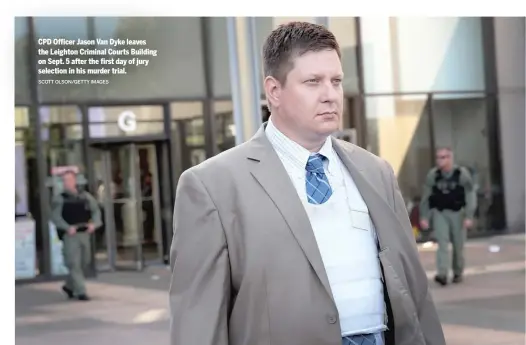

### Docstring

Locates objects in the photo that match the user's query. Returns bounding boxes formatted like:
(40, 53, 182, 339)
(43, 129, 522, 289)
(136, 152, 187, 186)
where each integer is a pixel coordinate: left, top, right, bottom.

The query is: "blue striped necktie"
(305, 153, 333, 204)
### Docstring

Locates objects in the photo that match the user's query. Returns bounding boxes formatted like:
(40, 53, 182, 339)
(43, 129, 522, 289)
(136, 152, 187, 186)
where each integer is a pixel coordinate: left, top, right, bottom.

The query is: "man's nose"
(320, 81, 338, 102)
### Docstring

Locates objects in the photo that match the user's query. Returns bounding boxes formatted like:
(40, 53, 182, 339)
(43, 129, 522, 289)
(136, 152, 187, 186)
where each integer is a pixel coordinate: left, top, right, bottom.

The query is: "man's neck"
(270, 116, 325, 153)
(441, 165, 454, 173)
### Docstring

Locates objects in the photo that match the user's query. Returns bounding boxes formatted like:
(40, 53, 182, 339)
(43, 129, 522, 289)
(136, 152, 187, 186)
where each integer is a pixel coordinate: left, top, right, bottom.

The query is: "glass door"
(109, 143, 145, 270)
(92, 147, 113, 271)
(92, 142, 167, 271)
(93, 143, 145, 271)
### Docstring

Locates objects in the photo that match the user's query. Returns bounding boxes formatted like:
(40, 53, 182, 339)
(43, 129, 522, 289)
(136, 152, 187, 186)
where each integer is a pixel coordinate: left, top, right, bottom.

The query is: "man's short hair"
(61, 170, 77, 178)
(262, 21, 341, 85)
(436, 147, 453, 154)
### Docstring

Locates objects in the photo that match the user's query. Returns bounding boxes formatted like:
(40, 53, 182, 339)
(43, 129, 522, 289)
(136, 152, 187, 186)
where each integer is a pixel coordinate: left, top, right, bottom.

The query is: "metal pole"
(226, 17, 245, 145)
(200, 17, 218, 157)
(247, 17, 263, 130)
(355, 17, 368, 149)
(427, 93, 436, 165)
(27, 17, 52, 277)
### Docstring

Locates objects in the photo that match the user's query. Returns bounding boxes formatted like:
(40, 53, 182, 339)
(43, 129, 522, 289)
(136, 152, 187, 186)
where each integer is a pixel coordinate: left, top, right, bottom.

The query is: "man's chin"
(315, 122, 339, 136)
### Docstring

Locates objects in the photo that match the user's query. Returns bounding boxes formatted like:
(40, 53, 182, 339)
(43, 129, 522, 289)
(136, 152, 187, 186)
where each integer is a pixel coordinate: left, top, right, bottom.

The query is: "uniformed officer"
(419, 147, 476, 286)
(51, 170, 102, 301)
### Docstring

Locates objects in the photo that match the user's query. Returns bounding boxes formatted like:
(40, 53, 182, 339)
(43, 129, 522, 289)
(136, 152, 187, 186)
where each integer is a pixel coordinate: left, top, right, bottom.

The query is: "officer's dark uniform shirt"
(51, 189, 102, 238)
(420, 165, 476, 220)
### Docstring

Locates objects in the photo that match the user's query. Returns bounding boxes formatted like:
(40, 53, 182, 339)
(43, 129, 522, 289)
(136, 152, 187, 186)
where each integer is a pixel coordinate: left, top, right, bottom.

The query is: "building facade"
(14, 16, 525, 282)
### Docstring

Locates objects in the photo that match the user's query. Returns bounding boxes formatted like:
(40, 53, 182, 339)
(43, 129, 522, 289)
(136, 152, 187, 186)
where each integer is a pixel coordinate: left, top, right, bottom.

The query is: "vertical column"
(200, 17, 218, 158)
(481, 18, 505, 232)
(27, 17, 51, 277)
(427, 93, 436, 162)
(493, 17, 525, 232)
(355, 18, 368, 149)
(226, 17, 262, 145)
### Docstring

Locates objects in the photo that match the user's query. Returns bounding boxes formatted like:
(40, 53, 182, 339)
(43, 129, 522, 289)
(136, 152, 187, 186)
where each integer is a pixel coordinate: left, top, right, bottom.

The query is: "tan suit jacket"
(170, 125, 446, 345)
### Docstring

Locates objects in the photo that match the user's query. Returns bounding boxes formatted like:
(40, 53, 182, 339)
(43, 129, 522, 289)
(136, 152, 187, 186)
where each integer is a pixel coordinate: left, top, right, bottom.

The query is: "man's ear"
(264, 76, 281, 109)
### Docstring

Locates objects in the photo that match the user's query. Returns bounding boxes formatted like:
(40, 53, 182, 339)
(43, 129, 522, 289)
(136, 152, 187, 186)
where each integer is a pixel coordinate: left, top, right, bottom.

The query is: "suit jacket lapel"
(332, 140, 401, 250)
(246, 126, 334, 301)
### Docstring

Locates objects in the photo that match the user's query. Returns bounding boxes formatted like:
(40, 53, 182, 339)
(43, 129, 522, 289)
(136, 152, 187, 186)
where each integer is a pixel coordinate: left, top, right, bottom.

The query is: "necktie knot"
(306, 154, 327, 173)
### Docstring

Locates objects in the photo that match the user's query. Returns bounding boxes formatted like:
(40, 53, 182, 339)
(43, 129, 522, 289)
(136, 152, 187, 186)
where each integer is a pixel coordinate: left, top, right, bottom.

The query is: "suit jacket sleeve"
(382, 160, 446, 345)
(170, 169, 231, 345)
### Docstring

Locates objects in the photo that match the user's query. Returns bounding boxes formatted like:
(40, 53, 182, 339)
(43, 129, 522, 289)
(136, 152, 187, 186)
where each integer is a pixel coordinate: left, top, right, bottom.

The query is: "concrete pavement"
(16, 234, 526, 345)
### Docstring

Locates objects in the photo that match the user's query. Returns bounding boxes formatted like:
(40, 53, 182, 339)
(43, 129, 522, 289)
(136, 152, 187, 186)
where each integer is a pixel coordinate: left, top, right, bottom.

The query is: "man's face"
(436, 149, 452, 170)
(63, 173, 77, 192)
(270, 49, 344, 142)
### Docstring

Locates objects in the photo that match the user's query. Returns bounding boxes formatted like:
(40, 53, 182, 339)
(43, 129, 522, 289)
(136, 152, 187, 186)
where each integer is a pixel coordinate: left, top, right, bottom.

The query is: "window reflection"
(365, 95, 433, 204)
(328, 17, 359, 94)
(214, 100, 235, 152)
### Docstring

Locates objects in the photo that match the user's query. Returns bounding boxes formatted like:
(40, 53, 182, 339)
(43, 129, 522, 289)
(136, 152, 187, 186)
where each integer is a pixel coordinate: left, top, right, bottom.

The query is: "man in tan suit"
(170, 22, 445, 345)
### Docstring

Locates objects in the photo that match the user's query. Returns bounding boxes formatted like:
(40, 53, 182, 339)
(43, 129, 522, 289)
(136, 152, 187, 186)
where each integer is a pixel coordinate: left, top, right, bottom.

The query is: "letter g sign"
(117, 111, 137, 132)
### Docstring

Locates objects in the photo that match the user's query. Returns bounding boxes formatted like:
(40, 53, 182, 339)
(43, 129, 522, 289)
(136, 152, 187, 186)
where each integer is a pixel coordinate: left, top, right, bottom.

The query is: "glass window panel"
(33, 17, 95, 102)
(15, 107, 30, 128)
(170, 102, 203, 120)
(214, 100, 235, 152)
(360, 17, 485, 94)
(328, 17, 359, 94)
(170, 102, 205, 174)
(40, 105, 82, 124)
(208, 17, 231, 98)
(365, 95, 433, 203)
(93, 17, 206, 100)
(34, 17, 207, 101)
(170, 102, 204, 147)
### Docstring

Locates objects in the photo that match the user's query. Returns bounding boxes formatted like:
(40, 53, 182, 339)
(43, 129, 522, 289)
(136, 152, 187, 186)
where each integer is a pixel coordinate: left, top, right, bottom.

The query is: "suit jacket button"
(327, 315, 337, 324)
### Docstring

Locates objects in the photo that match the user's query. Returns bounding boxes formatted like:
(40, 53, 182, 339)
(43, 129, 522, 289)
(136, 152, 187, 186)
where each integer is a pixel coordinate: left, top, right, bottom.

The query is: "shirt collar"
(265, 117, 335, 172)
